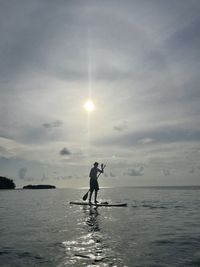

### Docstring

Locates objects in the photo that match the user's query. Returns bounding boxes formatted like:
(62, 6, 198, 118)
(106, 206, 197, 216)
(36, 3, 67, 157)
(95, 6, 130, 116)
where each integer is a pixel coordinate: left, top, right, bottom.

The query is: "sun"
(84, 100, 95, 112)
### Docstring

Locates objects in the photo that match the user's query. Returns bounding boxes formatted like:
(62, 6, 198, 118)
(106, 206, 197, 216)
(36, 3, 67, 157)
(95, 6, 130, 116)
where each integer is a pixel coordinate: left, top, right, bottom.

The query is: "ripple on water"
(61, 202, 129, 266)
(62, 231, 125, 266)
(62, 232, 105, 266)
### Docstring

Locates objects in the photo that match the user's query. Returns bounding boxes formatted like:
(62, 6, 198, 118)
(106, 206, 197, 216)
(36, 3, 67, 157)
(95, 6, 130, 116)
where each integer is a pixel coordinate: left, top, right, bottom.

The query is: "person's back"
(89, 166, 99, 180)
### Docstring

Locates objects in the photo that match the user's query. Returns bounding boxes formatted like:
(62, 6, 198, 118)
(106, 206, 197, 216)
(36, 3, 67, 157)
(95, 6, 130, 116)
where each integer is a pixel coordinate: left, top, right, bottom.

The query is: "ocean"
(0, 187, 200, 267)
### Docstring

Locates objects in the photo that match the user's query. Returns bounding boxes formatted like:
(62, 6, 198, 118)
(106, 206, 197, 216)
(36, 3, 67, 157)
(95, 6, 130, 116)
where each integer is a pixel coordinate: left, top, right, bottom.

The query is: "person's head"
(94, 162, 99, 167)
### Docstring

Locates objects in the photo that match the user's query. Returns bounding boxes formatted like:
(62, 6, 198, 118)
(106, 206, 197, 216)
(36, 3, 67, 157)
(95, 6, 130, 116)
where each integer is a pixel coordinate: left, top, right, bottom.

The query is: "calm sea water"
(0, 187, 200, 267)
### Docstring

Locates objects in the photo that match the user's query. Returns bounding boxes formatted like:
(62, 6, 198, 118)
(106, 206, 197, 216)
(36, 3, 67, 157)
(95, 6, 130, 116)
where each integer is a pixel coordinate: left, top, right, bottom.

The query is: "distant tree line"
(23, 184, 56, 189)
(0, 176, 16, 189)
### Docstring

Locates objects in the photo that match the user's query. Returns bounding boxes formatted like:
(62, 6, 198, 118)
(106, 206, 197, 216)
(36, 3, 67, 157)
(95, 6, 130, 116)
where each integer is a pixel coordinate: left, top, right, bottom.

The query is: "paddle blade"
(82, 191, 88, 201)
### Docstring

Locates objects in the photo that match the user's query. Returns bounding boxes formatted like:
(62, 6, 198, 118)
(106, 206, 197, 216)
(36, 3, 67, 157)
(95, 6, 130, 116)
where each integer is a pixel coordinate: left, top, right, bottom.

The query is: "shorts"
(90, 178, 99, 191)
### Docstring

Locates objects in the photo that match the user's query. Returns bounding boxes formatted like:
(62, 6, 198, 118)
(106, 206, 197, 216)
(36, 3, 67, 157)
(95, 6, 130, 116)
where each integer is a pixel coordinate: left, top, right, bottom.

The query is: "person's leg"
(94, 190, 98, 203)
(89, 189, 93, 203)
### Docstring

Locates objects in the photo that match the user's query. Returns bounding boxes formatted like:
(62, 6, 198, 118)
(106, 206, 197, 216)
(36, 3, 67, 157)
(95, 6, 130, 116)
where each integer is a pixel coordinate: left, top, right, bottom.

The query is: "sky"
(0, 0, 200, 188)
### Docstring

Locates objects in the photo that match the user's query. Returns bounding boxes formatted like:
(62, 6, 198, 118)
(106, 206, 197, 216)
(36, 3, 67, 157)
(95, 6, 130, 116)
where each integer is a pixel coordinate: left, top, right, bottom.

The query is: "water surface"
(1, 187, 200, 266)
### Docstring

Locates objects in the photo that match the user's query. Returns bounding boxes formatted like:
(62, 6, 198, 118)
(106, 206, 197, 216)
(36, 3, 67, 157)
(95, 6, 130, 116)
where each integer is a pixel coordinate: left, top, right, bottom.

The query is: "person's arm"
(98, 164, 104, 173)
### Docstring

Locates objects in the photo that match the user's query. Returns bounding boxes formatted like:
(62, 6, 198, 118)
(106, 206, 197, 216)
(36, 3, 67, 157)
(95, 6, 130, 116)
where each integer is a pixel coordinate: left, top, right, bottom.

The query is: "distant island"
(0, 176, 16, 189)
(23, 184, 56, 189)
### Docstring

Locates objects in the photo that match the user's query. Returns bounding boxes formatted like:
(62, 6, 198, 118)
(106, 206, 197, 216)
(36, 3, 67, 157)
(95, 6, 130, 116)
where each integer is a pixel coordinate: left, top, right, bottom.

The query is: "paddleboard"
(69, 201, 127, 207)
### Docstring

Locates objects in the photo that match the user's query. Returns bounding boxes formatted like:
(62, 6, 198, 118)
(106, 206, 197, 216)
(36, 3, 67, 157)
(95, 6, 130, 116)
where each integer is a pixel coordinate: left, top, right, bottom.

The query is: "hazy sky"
(0, 0, 200, 188)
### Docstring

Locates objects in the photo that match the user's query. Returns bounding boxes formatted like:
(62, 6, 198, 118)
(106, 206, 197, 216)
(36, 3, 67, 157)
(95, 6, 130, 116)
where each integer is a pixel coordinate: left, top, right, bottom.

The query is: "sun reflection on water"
(62, 206, 124, 266)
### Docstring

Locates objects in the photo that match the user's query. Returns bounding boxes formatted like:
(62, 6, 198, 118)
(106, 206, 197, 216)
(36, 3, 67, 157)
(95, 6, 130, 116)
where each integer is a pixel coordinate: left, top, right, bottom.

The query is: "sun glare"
(84, 100, 95, 112)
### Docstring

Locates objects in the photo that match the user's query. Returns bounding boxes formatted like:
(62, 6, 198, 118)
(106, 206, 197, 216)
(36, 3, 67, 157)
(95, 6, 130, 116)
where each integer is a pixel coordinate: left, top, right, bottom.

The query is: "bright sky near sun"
(84, 100, 95, 112)
(0, 0, 200, 188)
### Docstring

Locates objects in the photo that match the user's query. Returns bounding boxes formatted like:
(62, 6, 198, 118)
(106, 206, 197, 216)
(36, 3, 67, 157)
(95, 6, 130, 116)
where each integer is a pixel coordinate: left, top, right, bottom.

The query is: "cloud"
(162, 169, 170, 176)
(56, 175, 80, 180)
(166, 17, 200, 60)
(138, 138, 154, 144)
(41, 173, 48, 181)
(24, 128, 57, 144)
(0, 146, 10, 157)
(56, 175, 73, 180)
(189, 166, 195, 174)
(104, 171, 116, 178)
(18, 167, 27, 179)
(127, 166, 144, 176)
(1, 124, 63, 145)
(96, 126, 200, 147)
(0, 146, 7, 153)
(42, 120, 63, 129)
(113, 121, 128, 132)
(110, 171, 115, 177)
(0, 0, 200, 187)
(59, 147, 71, 156)
(0, 1, 68, 82)
(103, 172, 108, 177)
(18, 167, 34, 181)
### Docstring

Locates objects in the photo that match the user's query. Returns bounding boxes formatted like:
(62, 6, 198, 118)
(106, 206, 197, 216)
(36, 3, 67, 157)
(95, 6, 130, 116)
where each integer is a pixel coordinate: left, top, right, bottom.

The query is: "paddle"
(82, 164, 106, 201)
(82, 189, 90, 201)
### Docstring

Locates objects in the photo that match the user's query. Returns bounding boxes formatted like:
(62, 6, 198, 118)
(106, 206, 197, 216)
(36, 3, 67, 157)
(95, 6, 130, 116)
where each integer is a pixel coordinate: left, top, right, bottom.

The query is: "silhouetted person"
(89, 162, 104, 203)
